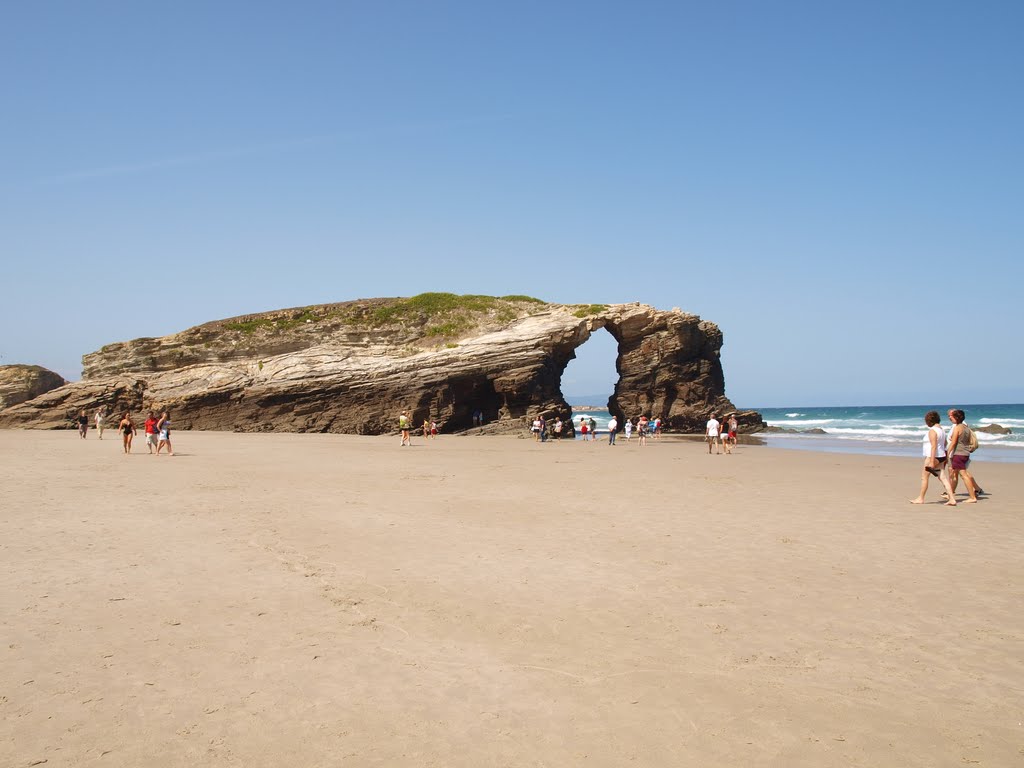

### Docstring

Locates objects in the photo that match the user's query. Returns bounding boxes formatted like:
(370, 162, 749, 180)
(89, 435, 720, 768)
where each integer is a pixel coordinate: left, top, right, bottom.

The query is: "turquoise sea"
(758, 403, 1024, 463)
(569, 403, 1024, 463)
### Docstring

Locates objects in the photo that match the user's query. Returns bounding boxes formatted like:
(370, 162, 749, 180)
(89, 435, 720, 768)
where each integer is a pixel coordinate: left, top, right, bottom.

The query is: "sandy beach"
(2, 429, 1022, 767)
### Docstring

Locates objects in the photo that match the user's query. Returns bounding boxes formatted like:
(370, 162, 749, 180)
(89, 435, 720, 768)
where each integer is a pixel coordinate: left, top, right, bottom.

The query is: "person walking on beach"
(653, 417, 662, 440)
(579, 417, 589, 442)
(706, 413, 721, 454)
(637, 415, 649, 447)
(588, 417, 597, 446)
(94, 407, 106, 439)
(156, 411, 173, 455)
(624, 418, 633, 441)
(945, 409, 980, 503)
(76, 410, 89, 439)
(553, 417, 563, 441)
(430, 420, 438, 439)
(910, 410, 956, 506)
(727, 413, 739, 449)
(607, 416, 618, 445)
(118, 412, 136, 454)
(399, 410, 411, 446)
(946, 408, 985, 496)
(144, 411, 159, 454)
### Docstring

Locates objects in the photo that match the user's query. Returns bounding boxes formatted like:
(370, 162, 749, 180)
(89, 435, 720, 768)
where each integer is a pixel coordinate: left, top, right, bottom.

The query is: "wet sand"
(2, 429, 1022, 767)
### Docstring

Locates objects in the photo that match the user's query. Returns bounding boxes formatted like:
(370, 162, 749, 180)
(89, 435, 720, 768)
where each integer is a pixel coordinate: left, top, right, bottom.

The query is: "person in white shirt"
(909, 410, 956, 505)
(607, 416, 618, 445)
(706, 414, 721, 454)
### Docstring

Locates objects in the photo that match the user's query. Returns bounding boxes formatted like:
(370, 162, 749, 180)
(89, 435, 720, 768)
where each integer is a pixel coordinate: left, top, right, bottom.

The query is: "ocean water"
(568, 404, 1024, 462)
(567, 410, 613, 438)
(758, 403, 1024, 463)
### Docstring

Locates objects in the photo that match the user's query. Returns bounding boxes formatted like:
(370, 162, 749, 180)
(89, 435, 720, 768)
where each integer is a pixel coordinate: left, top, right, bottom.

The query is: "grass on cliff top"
(367, 293, 548, 337)
(572, 304, 608, 318)
(223, 308, 319, 334)
(222, 294, 549, 337)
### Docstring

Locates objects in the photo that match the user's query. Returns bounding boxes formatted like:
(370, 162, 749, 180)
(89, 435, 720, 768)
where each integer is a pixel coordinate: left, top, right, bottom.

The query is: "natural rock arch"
(0, 297, 762, 433)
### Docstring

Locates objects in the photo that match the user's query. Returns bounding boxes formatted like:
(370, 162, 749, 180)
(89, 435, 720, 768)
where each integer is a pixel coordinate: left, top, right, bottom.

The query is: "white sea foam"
(785, 412, 805, 418)
(978, 418, 1024, 428)
(768, 418, 834, 427)
(826, 427, 924, 439)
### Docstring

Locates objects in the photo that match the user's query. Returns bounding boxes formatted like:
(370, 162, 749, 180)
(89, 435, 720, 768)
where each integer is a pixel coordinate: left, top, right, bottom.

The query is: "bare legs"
(910, 462, 956, 506)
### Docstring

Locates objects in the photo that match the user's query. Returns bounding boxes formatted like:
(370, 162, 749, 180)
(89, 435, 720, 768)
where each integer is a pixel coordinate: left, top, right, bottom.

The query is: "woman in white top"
(910, 410, 956, 505)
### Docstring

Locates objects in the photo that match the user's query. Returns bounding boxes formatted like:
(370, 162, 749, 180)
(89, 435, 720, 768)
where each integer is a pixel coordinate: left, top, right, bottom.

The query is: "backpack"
(966, 425, 979, 453)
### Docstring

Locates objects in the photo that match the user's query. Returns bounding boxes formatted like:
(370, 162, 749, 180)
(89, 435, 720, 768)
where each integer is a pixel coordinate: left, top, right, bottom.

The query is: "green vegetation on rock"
(368, 293, 547, 338)
(572, 304, 608, 318)
(499, 295, 546, 304)
(223, 308, 321, 334)
(220, 293, 548, 340)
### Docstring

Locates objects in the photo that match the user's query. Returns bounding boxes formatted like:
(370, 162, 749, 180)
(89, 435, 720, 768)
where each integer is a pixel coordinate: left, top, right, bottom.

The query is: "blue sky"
(2, 1, 1021, 407)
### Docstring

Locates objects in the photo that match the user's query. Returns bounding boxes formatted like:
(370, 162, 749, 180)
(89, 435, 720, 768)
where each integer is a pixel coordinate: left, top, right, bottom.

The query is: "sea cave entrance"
(560, 326, 619, 438)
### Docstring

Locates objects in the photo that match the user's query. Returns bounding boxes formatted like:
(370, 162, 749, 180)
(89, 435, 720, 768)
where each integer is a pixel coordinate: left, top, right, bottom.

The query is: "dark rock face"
(0, 365, 66, 410)
(976, 423, 1012, 435)
(0, 297, 764, 434)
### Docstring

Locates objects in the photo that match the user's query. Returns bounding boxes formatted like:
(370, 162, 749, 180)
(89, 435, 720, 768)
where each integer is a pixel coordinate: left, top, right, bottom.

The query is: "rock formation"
(976, 423, 1012, 435)
(0, 294, 763, 434)
(0, 365, 66, 410)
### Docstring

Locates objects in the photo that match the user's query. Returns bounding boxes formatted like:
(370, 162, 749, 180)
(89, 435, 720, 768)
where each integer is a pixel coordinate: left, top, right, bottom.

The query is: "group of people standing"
(528, 414, 673, 446)
(74, 407, 173, 455)
(911, 408, 983, 506)
(705, 413, 740, 454)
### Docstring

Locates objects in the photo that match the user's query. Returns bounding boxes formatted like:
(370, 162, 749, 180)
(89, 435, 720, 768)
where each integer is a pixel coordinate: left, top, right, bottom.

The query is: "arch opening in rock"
(413, 375, 503, 433)
(558, 324, 619, 412)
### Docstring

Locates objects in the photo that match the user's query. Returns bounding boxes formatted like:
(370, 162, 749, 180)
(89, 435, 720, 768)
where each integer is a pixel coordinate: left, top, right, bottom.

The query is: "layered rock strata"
(0, 296, 763, 434)
(0, 365, 66, 410)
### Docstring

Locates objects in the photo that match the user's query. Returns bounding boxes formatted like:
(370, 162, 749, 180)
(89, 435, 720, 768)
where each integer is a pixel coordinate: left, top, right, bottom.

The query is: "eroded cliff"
(0, 294, 763, 433)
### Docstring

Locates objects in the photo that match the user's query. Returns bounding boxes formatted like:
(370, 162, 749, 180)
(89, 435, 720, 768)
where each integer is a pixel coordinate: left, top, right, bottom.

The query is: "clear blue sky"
(2, 1, 1021, 407)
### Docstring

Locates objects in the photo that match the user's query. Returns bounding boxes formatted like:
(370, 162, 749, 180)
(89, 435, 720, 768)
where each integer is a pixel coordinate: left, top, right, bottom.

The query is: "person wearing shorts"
(910, 410, 955, 505)
(705, 414, 721, 454)
(156, 411, 173, 456)
(144, 412, 159, 454)
(399, 410, 411, 446)
(946, 409, 979, 503)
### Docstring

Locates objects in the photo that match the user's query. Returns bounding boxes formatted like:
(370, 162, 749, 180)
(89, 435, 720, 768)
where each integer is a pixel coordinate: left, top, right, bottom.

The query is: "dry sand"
(2, 429, 1022, 767)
